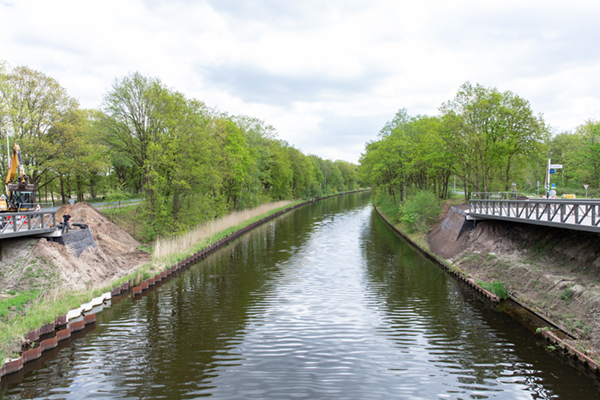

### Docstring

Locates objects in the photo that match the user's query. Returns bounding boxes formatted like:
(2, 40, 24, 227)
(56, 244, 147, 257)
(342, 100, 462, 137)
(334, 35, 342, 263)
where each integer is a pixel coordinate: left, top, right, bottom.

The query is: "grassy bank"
(0, 199, 298, 366)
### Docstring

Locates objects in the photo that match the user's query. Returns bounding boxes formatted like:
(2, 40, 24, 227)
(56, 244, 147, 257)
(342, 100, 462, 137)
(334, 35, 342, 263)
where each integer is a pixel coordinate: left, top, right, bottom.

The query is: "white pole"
(547, 158, 551, 198)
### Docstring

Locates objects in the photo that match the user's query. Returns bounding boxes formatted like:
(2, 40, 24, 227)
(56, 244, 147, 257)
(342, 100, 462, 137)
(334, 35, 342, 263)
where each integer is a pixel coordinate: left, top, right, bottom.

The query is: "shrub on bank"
(374, 191, 402, 224)
(399, 190, 440, 233)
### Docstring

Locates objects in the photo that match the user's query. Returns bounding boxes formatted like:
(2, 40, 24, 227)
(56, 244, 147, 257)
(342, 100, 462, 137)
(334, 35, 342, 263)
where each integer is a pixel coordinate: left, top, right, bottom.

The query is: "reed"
(152, 200, 292, 265)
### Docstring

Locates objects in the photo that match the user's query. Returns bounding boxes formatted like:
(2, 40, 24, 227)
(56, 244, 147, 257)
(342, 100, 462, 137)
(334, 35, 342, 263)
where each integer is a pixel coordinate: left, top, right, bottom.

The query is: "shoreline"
(0, 190, 369, 379)
(373, 204, 600, 382)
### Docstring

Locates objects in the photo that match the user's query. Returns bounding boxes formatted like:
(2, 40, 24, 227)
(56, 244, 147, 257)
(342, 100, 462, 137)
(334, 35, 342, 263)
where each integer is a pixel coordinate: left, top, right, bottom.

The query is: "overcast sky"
(1, 0, 599, 163)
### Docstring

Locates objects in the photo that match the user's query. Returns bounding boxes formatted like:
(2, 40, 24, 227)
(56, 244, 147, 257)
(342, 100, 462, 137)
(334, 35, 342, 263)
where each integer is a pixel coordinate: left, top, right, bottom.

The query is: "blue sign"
(552, 183, 556, 188)
(549, 169, 556, 174)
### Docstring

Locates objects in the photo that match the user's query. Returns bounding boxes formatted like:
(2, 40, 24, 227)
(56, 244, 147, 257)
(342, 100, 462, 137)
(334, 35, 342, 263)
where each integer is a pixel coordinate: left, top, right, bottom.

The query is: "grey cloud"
(317, 114, 387, 144)
(289, 113, 387, 162)
(12, 32, 90, 58)
(203, 0, 374, 30)
(432, 6, 599, 77)
(201, 65, 388, 106)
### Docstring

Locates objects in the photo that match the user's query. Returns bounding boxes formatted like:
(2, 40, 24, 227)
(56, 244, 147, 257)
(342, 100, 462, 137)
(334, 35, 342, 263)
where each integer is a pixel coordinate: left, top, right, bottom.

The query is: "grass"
(0, 288, 105, 360)
(476, 281, 509, 299)
(0, 291, 40, 319)
(560, 286, 574, 301)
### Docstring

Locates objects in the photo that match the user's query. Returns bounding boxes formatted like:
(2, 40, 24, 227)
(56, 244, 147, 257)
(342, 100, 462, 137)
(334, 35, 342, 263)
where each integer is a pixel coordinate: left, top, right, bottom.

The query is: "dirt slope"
(428, 207, 600, 359)
(0, 202, 150, 296)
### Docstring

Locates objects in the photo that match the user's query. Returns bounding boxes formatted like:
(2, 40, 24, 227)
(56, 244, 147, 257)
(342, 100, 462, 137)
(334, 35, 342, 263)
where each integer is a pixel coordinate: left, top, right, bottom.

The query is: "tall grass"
(152, 200, 293, 269)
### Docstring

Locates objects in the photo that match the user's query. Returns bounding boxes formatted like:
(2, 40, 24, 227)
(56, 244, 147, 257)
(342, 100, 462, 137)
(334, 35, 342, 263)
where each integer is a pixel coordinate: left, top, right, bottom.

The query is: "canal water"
(2, 192, 599, 399)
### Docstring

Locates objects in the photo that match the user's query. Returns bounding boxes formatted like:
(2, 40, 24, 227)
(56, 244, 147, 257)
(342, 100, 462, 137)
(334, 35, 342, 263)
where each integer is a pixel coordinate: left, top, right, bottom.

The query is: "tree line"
(0, 63, 358, 239)
(359, 82, 554, 203)
(361, 81, 600, 214)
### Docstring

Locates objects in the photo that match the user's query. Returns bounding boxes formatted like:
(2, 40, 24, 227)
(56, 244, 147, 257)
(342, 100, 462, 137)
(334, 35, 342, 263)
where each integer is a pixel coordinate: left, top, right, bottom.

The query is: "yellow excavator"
(0, 143, 36, 212)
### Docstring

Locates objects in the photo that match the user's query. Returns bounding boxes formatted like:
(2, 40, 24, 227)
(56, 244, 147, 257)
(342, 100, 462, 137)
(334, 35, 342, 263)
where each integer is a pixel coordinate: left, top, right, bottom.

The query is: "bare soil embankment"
(0, 202, 150, 299)
(428, 204, 600, 360)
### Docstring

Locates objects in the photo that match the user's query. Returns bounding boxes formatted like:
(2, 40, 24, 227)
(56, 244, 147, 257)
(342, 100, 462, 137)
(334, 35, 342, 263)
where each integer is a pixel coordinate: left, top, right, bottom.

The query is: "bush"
(374, 191, 402, 224)
(399, 190, 440, 232)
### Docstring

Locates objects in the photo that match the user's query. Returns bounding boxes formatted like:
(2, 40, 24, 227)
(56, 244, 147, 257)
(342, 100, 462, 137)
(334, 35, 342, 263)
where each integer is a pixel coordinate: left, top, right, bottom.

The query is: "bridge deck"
(469, 199, 600, 233)
(0, 211, 59, 239)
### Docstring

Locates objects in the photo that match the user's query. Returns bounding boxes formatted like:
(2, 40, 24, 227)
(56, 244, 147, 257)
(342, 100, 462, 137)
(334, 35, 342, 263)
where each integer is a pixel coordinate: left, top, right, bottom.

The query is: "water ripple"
(2, 193, 597, 399)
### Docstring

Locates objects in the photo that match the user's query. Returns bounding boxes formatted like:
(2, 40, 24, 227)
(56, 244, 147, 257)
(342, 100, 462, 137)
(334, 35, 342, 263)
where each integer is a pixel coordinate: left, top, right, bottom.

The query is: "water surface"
(2, 192, 598, 399)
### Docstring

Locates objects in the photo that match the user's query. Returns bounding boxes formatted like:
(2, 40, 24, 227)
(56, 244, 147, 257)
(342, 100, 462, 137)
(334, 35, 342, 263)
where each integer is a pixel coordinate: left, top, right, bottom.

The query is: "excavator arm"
(5, 143, 27, 186)
(1, 143, 35, 212)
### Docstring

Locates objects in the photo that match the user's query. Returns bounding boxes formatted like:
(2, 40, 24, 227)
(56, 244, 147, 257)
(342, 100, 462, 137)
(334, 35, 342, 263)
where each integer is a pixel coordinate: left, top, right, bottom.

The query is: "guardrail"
(0, 211, 57, 238)
(469, 199, 600, 233)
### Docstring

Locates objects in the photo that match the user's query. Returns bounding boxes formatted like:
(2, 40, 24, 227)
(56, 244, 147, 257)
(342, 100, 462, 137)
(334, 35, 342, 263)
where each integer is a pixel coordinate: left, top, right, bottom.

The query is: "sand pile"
(0, 202, 150, 293)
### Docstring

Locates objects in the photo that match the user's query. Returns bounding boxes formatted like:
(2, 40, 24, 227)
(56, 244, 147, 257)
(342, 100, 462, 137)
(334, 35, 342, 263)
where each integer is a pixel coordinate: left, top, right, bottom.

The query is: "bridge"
(0, 210, 59, 239)
(468, 198, 600, 233)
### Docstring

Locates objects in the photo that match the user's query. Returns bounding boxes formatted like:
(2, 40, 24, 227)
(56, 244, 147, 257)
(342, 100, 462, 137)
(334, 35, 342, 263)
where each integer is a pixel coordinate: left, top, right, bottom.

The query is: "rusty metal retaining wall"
(0, 190, 369, 381)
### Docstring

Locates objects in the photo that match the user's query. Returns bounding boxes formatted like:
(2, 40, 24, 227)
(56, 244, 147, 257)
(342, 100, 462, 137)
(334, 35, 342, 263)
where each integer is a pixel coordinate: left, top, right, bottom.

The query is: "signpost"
(546, 159, 564, 198)
(584, 184, 589, 199)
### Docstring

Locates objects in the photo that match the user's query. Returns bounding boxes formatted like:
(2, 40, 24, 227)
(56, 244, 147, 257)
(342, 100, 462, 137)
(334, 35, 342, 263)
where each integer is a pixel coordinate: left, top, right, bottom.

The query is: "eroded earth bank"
(428, 204, 600, 361)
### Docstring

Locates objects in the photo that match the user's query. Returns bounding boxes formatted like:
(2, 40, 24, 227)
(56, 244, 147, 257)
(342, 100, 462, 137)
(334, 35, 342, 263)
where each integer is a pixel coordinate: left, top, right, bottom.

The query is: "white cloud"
(1, 0, 599, 163)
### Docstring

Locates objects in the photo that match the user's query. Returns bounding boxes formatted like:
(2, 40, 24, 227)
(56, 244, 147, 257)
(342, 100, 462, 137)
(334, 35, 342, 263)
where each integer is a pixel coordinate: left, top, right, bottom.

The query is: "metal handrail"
(469, 198, 600, 232)
(0, 211, 56, 235)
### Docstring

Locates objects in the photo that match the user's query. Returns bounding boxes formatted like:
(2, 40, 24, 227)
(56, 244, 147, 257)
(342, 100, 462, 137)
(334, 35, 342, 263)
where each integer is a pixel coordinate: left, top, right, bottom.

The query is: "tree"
(0, 64, 79, 189)
(100, 72, 217, 235)
(439, 82, 547, 195)
(335, 160, 358, 190)
(576, 120, 600, 188)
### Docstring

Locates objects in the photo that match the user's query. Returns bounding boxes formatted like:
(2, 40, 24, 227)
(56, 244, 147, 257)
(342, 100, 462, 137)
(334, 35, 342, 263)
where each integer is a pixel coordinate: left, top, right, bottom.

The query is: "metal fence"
(469, 199, 600, 233)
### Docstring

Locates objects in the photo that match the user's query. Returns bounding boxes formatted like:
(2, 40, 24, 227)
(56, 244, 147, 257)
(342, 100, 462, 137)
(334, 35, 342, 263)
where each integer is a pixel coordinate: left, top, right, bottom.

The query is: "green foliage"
(2, 63, 358, 240)
(560, 286, 574, 301)
(477, 281, 508, 299)
(399, 190, 440, 233)
(360, 83, 551, 203)
(440, 82, 548, 194)
(0, 291, 40, 319)
(374, 191, 402, 224)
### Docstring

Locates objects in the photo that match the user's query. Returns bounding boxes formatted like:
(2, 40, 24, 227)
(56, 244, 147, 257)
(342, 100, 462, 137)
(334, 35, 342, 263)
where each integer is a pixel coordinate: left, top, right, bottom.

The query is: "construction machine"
(0, 143, 36, 212)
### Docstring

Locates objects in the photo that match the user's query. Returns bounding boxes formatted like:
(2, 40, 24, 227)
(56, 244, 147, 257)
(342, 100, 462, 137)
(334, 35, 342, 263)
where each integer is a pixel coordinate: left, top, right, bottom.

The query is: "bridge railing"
(0, 211, 57, 235)
(469, 199, 600, 232)
(470, 192, 537, 200)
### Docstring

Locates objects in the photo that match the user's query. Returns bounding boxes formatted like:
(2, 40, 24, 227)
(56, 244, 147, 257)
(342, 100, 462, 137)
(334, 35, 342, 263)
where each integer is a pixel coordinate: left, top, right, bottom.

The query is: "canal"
(1, 192, 599, 399)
